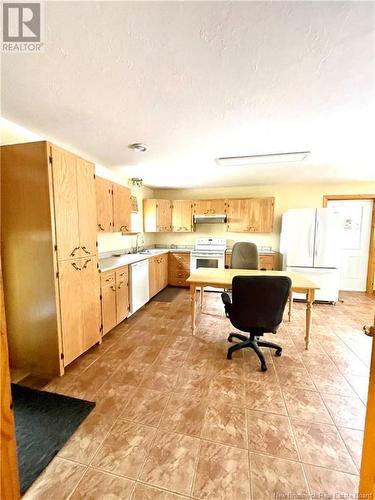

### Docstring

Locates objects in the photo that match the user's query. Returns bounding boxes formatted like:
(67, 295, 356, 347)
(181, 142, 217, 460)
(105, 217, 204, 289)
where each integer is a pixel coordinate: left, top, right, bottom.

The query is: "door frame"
(323, 194, 375, 293)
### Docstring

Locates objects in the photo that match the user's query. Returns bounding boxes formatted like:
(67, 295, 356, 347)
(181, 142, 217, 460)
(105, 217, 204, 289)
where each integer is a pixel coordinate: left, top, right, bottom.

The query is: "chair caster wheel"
(275, 349, 282, 357)
(261, 364, 267, 372)
(228, 335, 233, 342)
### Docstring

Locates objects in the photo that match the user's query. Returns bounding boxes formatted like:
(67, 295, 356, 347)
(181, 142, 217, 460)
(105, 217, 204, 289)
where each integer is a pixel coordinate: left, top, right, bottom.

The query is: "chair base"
(227, 333, 282, 371)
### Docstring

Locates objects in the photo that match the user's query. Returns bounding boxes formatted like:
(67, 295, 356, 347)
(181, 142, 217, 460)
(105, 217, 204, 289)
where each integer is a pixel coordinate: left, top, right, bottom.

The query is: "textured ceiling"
(2, 1, 374, 188)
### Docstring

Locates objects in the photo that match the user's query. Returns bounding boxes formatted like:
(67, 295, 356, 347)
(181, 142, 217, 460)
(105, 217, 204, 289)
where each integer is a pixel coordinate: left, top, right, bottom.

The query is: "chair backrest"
(231, 242, 259, 270)
(229, 275, 291, 333)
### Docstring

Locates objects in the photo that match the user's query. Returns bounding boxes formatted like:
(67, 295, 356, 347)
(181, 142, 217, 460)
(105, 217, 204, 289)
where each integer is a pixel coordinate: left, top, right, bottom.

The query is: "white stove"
(190, 239, 226, 287)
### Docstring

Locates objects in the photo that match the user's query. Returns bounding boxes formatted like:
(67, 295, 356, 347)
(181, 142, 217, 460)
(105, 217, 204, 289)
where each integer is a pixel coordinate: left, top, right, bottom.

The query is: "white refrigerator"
(280, 208, 341, 303)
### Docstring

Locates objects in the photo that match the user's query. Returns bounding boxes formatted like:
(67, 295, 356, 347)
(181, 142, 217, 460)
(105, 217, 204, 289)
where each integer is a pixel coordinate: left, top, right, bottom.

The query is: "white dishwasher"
(129, 259, 150, 315)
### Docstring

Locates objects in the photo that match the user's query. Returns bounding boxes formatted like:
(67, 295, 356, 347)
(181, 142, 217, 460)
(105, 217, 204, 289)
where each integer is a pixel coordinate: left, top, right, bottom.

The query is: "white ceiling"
(2, 1, 374, 188)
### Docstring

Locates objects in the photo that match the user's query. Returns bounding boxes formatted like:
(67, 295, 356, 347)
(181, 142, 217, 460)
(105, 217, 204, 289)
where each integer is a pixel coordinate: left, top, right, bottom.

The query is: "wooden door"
(194, 199, 226, 215)
(156, 200, 172, 232)
(113, 184, 131, 233)
(1, 264, 20, 499)
(101, 271, 117, 335)
(172, 200, 193, 232)
(360, 314, 375, 497)
(80, 257, 101, 351)
(51, 145, 81, 260)
(58, 259, 84, 365)
(248, 198, 274, 232)
(226, 199, 250, 232)
(77, 159, 97, 257)
(160, 255, 169, 289)
(149, 256, 159, 297)
(116, 267, 129, 323)
(95, 176, 113, 232)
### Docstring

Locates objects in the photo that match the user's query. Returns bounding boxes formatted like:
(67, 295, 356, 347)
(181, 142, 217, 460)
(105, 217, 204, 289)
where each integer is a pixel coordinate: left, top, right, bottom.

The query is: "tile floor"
(23, 289, 374, 499)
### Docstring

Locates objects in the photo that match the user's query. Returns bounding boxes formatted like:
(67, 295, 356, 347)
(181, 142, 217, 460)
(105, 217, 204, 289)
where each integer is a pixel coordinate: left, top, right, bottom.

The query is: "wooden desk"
(186, 268, 319, 350)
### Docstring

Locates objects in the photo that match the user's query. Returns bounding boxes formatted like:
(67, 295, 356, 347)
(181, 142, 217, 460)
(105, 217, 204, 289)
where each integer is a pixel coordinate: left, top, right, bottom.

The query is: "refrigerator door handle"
(308, 223, 314, 258)
(314, 219, 319, 257)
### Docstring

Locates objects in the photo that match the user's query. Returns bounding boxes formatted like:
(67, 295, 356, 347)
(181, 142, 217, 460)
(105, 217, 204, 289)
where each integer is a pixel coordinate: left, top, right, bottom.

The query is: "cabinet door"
(116, 267, 129, 323)
(101, 282, 117, 335)
(77, 159, 97, 257)
(51, 146, 81, 261)
(226, 199, 250, 232)
(113, 184, 132, 233)
(248, 198, 274, 232)
(95, 176, 113, 232)
(149, 256, 159, 298)
(160, 255, 169, 289)
(143, 199, 157, 232)
(172, 200, 193, 232)
(194, 199, 225, 215)
(156, 200, 172, 232)
(58, 259, 84, 366)
(81, 257, 101, 350)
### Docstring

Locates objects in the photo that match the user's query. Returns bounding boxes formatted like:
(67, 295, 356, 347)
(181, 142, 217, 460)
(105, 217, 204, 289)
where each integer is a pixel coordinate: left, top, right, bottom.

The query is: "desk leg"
(200, 286, 204, 310)
(190, 285, 197, 335)
(305, 289, 314, 350)
(288, 290, 293, 322)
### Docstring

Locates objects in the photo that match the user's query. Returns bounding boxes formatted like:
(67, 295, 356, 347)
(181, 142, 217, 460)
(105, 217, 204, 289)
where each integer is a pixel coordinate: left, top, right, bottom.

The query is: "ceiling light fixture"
(129, 143, 149, 153)
(215, 151, 311, 167)
(130, 178, 144, 187)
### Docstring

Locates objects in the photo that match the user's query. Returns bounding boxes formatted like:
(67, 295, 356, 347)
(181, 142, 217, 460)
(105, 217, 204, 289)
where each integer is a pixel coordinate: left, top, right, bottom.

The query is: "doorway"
(327, 199, 373, 292)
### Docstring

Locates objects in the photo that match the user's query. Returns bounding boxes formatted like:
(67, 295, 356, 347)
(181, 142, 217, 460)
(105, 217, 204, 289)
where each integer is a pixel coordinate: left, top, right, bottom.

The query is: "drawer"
(169, 269, 190, 280)
(100, 270, 115, 287)
(259, 255, 275, 270)
(115, 266, 128, 282)
(169, 276, 189, 287)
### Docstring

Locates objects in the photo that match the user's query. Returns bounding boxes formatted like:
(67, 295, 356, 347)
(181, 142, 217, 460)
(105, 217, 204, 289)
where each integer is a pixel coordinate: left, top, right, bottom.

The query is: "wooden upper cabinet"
(143, 199, 172, 232)
(172, 200, 193, 232)
(194, 199, 226, 215)
(113, 184, 132, 233)
(226, 198, 274, 233)
(50, 145, 81, 261)
(95, 176, 113, 232)
(77, 159, 97, 256)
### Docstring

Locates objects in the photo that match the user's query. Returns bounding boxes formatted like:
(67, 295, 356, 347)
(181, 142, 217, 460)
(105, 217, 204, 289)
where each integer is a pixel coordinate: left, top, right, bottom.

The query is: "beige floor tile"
(274, 364, 316, 390)
(208, 357, 245, 379)
(131, 483, 188, 499)
(246, 410, 299, 460)
(292, 421, 357, 474)
(111, 360, 151, 386)
(282, 387, 333, 424)
(321, 393, 366, 430)
(201, 402, 247, 449)
(23, 457, 86, 500)
(139, 430, 200, 496)
(70, 468, 134, 499)
(338, 427, 364, 470)
(160, 393, 208, 437)
(141, 367, 181, 393)
(250, 453, 308, 500)
(174, 368, 211, 399)
(122, 387, 170, 426)
(192, 440, 250, 500)
(304, 464, 359, 497)
(208, 375, 246, 407)
(245, 381, 287, 415)
(91, 420, 156, 478)
(308, 371, 356, 397)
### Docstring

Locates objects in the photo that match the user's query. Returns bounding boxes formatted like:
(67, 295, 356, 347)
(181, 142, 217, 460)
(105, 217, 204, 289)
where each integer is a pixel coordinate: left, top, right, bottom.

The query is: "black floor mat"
(11, 384, 95, 494)
(152, 286, 183, 302)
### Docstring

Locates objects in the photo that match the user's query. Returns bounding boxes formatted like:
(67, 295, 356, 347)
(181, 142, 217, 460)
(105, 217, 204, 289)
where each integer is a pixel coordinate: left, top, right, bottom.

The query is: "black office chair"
(221, 276, 291, 371)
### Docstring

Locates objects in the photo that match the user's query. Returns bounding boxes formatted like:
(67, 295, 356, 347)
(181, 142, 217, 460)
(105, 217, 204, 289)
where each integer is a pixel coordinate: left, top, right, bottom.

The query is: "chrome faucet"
(135, 233, 144, 253)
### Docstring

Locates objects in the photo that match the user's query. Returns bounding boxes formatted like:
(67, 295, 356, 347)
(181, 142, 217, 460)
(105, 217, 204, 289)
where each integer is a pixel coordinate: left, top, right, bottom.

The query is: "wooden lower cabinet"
(58, 257, 101, 366)
(100, 266, 129, 335)
(225, 252, 278, 270)
(149, 254, 169, 298)
(168, 252, 191, 287)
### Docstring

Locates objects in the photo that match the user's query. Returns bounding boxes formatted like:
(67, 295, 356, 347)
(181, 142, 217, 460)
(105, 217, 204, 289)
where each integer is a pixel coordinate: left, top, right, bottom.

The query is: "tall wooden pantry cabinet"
(1, 141, 101, 377)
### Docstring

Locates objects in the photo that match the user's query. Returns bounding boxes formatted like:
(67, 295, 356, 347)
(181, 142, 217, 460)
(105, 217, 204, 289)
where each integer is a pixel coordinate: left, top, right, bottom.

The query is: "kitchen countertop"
(99, 248, 187, 272)
(226, 249, 277, 255)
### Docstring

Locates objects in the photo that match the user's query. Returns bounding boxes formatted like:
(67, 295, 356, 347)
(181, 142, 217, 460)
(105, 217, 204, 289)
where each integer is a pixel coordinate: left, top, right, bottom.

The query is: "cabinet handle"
(81, 246, 90, 254)
(120, 225, 129, 232)
(82, 259, 91, 269)
(110, 285, 116, 291)
(105, 277, 112, 282)
(118, 281, 124, 289)
(70, 246, 80, 257)
(72, 262, 81, 271)
(98, 224, 105, 231)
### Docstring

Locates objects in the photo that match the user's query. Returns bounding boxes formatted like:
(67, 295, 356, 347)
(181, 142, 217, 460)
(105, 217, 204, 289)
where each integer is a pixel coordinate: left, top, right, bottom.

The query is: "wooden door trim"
(323, 194, 375, 294)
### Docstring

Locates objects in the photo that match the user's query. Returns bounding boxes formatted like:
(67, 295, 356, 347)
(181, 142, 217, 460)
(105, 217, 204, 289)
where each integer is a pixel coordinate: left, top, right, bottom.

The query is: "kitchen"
(1, 1, 375, 499)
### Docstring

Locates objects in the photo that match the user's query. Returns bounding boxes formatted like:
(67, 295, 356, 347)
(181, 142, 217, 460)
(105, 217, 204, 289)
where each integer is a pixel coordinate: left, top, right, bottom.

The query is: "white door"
(327, 199, 373, 291)
(280, 209, 316, 268)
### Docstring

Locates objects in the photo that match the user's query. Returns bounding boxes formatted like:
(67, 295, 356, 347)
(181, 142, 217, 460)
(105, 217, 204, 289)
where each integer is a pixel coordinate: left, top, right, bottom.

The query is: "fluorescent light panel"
(215, 151, 311, 167)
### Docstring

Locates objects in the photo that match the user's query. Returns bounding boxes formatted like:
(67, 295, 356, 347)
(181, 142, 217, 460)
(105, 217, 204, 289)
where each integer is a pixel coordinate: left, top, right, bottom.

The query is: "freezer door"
(280, 209, 316, 267)
(314, 208, 341, 268)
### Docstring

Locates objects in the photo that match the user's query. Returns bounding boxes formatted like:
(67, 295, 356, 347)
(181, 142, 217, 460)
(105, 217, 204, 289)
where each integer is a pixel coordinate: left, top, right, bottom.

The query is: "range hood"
(193, 214, 227, 224)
